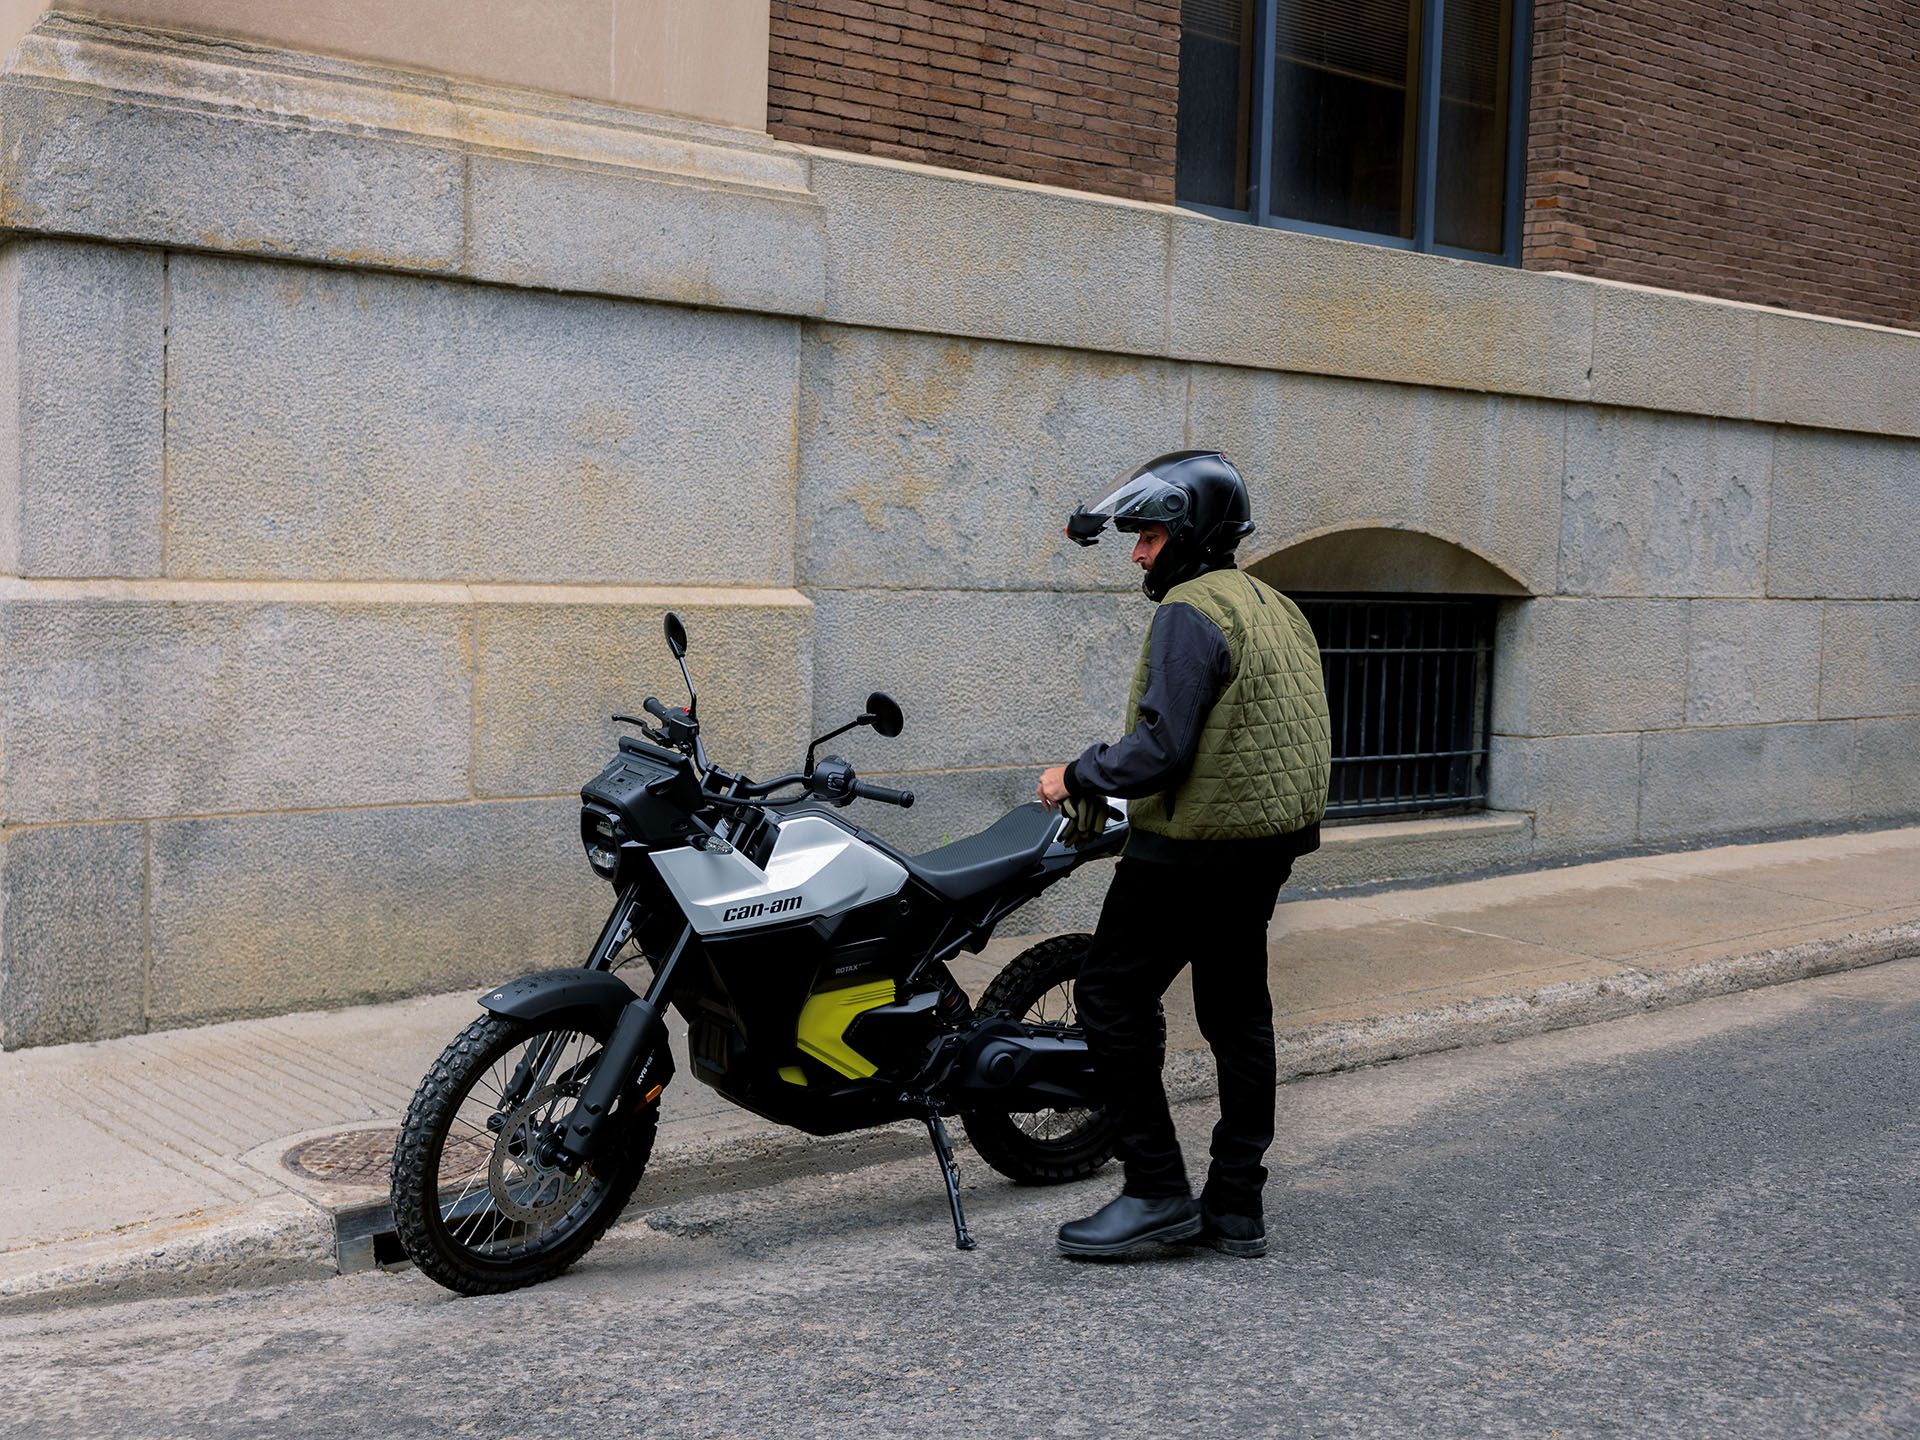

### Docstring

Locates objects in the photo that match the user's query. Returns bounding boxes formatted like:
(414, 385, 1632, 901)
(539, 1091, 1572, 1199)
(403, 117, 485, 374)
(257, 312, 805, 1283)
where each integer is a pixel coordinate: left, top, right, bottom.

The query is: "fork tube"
(586, 885, 642, 971)
(559, 923, 692, 1162)
(502, 885, 643, 1108)
(641, 923, 693, 1006)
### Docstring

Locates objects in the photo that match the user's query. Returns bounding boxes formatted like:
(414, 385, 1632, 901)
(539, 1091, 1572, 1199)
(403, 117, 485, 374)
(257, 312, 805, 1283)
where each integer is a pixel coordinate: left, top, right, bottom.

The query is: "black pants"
(1075, 852, 1292, 1217)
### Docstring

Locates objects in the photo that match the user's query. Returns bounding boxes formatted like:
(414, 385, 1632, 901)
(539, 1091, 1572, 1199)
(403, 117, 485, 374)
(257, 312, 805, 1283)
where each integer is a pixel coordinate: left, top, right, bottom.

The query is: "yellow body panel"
(777, 1065, 809, 1086)
(794, 980, 897, 1079)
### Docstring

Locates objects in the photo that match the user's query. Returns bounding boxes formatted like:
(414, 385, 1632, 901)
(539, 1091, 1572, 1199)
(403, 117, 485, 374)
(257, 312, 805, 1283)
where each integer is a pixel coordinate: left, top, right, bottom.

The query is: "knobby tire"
(391, 1012, 657, 1296)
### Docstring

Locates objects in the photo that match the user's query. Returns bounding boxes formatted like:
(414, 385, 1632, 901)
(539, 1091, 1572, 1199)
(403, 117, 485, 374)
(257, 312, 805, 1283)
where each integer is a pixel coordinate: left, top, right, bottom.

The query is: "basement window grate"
(1295, 594, 1496, 819)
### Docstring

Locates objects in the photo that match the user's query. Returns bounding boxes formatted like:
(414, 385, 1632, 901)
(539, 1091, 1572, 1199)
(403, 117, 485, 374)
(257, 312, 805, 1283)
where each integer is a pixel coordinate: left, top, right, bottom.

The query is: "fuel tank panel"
(651, 813, 908, 937)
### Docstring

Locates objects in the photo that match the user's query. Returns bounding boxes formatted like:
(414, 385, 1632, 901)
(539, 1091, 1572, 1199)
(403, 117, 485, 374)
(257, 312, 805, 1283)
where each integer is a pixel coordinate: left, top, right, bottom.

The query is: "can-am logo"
(721, 895, 804, 924)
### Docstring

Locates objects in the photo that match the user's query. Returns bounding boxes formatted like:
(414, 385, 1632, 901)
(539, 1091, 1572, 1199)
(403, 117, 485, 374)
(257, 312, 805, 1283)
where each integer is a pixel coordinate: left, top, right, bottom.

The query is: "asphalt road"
(7, 958, 1918, 1439)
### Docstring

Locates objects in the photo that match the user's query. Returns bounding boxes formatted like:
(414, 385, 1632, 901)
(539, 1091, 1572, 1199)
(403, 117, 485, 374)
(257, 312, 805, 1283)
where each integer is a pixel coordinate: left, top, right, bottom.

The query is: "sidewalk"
(4, 825, 1916, 1306)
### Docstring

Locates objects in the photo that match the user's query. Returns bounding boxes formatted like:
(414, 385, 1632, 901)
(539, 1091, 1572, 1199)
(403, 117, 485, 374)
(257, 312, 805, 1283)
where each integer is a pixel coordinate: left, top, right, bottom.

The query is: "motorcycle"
(390, 611, 1128, 1295)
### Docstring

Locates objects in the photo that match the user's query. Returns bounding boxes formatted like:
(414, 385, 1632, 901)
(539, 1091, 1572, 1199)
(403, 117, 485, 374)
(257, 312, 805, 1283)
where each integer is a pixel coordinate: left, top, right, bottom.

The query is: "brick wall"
(767, 0, 1179, 202)
(1526, 1, 1920, 331)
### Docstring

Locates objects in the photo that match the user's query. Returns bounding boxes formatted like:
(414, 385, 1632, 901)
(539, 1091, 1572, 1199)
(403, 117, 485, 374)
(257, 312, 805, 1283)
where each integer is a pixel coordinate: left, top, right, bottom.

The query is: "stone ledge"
(0, 13, 825, 316)
(1322, 811, 1531, 848)
(0, 577, 812, 607)
(1294, 810, 1535, 889)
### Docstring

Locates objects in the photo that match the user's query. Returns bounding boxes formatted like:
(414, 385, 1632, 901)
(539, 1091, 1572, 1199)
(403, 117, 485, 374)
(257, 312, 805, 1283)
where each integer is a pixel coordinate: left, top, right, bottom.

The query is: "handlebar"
(620, 714, 913, 811)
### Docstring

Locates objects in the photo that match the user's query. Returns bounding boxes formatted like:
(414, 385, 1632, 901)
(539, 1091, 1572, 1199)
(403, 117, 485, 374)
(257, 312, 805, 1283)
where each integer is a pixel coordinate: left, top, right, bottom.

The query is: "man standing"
(1039, 450, 1331, 1259)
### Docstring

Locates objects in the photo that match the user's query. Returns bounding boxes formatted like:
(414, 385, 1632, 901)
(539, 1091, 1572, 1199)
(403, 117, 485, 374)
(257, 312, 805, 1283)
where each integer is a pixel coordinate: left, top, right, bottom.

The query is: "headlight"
(580, 806, 626, 878)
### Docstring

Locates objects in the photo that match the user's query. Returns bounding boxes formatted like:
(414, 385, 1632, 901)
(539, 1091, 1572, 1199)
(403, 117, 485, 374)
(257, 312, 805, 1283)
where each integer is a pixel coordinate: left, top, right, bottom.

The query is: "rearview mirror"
(663, 612, 687, 659)
(864, 691, 904, 738)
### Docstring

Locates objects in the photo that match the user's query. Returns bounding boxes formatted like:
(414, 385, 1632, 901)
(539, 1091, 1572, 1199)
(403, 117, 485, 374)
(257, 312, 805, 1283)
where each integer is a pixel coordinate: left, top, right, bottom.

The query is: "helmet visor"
(1064, 469, 1190, 546)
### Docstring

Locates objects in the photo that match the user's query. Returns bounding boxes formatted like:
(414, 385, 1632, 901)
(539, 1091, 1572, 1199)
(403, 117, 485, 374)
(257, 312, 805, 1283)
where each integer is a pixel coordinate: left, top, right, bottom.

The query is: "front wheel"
(390, 1012, 656, 1295)
(960, 933, 1119, 1185)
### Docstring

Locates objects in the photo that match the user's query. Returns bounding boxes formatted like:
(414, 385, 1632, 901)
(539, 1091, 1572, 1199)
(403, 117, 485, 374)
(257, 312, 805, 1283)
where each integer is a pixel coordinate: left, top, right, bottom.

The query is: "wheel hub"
(488, 1083, 593, 1225)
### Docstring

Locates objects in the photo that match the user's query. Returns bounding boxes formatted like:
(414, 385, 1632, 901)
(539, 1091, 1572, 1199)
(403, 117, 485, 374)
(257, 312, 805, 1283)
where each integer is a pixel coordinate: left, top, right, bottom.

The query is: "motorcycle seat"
(901, 802, 1065, 904)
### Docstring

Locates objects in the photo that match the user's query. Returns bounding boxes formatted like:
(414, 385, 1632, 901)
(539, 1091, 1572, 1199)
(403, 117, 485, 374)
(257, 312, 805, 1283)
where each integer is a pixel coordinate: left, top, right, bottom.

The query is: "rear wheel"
(960, 933, 1119, 1185)
(390, 1012, 656, 1296)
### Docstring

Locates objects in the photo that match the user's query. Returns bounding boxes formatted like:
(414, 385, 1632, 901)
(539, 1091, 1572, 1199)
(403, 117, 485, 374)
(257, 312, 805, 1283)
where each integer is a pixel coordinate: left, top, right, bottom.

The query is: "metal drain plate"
(283, 1127, 401, 1185)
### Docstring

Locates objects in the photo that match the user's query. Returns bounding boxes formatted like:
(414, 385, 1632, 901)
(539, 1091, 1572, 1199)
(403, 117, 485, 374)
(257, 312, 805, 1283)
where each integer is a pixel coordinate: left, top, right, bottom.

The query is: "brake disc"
(488, 1082, 593, 1226)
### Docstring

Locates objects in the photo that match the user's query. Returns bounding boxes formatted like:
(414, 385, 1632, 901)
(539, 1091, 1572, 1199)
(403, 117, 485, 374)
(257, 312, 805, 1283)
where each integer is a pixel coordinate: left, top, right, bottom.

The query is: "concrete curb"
(1258, 917, 1920, 1085)
(6, 917, 1915, 1310)
(0, 1196, 335, 1314)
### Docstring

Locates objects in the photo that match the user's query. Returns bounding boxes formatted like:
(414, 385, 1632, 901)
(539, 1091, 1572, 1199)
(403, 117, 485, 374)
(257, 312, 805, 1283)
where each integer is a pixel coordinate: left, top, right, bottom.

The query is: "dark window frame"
(1179, 0, 1534, 265)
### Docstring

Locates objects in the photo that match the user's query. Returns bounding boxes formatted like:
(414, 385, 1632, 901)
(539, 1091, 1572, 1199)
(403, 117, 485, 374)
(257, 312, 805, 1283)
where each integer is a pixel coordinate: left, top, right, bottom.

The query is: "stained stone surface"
(797, 325, 1187, 590)
(0, 80, 466, 273)
(146, 799, 597, 1028)
(0, 595, 473, 825)
(1168, 210, 1595, 402)
(1684, 600, 1824, 726)
(814, 154, 1170, 356)
(0, 240, 164, 577)
(1767, 429, 1920, 600)
(810, 588, 1152, 773)
(471, 592, 814, 798)
(1820, 602, 1920, 719)
(1754, 304, 1920, 440)
(1587, 280, 1761, 421)
(1492, 599, 1690, 738)
(1558, 409, 1773, 598)
(1853, 716, 1920, 819)
(1487, 733, 1643, 850)
(0, 822, 147, 1047)
(1638, 722, 1857, 841)
(165, 256, 802, 585)
(464, 152, 825, 318)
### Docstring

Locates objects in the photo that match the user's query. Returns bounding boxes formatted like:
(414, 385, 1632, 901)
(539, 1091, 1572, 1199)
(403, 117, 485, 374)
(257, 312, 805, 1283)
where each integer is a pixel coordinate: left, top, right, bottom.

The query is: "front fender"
(479, 968, 639, 1034)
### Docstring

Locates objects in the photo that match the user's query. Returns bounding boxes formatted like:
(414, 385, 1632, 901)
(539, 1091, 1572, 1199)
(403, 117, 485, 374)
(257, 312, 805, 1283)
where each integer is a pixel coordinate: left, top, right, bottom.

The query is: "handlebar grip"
(643, 696, 670, 721)
(851, 780, 914, 808)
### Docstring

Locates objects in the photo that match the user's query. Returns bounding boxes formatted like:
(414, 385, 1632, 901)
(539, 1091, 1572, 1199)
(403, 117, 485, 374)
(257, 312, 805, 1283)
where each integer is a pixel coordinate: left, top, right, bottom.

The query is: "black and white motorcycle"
(390, 612, 1126, 1294)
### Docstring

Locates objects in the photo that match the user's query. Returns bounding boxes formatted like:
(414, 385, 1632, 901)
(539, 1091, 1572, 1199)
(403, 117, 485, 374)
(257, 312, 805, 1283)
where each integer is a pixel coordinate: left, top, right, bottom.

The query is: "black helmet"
(1065, 450, 1255, 600)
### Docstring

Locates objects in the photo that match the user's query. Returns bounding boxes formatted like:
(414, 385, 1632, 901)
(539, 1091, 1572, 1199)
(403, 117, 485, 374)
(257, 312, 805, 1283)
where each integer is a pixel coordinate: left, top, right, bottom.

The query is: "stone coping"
(0, 12, 1914, 439)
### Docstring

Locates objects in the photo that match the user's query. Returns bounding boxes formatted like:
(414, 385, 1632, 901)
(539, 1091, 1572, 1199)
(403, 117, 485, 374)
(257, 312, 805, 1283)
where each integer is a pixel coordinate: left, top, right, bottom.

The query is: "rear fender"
(479, 968, 638, 1035)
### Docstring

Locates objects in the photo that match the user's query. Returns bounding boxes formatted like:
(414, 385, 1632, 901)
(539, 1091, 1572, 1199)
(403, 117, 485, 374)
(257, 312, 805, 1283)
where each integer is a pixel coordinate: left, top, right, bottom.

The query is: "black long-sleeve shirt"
(1064, 603, 1229, 809)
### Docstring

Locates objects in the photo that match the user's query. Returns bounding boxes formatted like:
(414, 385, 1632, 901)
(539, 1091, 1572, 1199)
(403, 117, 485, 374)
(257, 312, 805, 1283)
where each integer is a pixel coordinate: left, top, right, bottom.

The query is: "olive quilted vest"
(1125, 567, 1332, 842)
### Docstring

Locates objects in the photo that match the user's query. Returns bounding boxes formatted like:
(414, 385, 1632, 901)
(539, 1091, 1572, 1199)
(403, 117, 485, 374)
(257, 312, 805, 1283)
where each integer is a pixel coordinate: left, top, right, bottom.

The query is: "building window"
(1296, 595, 1495, 818)
(1177, 0, 1531, 261)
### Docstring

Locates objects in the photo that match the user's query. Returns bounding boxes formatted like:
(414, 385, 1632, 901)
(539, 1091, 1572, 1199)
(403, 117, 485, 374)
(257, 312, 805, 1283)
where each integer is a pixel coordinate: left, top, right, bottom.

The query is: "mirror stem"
(675, 652, 698, 717)
(804, 715, 870, 776)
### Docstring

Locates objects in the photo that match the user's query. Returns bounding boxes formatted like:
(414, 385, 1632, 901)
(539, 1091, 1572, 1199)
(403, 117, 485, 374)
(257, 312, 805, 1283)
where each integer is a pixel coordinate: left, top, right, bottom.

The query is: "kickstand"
(922, 1105, 977, 1251)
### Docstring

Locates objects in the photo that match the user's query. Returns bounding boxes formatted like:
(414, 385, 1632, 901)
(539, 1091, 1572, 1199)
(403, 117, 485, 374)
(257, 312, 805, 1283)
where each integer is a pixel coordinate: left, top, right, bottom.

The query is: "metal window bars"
(1295, 594, 1496, 819)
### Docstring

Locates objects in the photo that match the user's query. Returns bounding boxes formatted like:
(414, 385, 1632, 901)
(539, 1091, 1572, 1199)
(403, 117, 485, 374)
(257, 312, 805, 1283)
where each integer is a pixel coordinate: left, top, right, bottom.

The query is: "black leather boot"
(1056, 1194, 1201, 1258)
(1180, 1208, 1267, 1258)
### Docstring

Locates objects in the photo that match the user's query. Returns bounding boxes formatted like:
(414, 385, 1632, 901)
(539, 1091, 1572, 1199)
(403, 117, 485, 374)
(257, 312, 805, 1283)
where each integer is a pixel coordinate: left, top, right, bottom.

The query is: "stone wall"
(1, 14, 1915, 1046)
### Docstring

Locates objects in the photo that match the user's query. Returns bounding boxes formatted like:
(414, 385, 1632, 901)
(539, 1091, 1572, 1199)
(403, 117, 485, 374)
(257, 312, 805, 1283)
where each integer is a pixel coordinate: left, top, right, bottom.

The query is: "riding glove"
(1058, 793, 1110, 850)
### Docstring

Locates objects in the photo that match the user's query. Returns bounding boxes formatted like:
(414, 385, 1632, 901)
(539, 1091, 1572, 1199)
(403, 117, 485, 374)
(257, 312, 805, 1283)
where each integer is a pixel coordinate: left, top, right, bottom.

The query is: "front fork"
(498, 885, 645, 1114)
(507, 887, 690, 1168)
